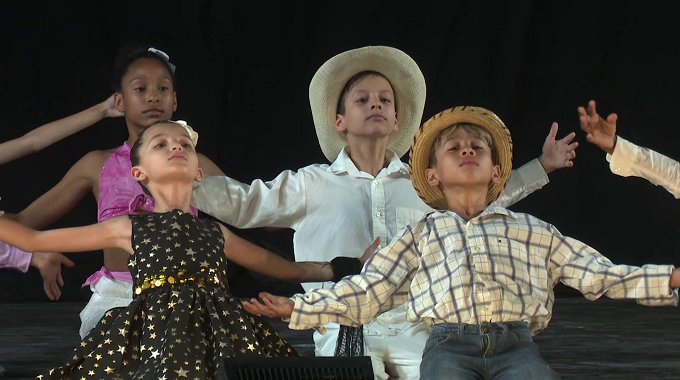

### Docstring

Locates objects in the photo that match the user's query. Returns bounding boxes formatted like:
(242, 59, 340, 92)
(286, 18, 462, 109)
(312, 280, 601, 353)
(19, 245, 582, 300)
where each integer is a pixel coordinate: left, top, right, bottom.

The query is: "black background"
(1, 1, 679, 302)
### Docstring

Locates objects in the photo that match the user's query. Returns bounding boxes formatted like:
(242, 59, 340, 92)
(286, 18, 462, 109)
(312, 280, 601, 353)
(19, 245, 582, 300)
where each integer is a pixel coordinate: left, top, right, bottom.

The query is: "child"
(244, 106, 680, 380)
(578, 100, 680, 198)
(192, 46, 578, 379)
(0, 120, 359, 379)
(0, 45, 225, 338)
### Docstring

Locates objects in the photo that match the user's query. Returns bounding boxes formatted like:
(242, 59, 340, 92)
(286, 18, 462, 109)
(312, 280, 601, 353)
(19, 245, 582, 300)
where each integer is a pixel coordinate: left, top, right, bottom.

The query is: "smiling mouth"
(367, 114, 385, 120)
(144, 108, 164, 115)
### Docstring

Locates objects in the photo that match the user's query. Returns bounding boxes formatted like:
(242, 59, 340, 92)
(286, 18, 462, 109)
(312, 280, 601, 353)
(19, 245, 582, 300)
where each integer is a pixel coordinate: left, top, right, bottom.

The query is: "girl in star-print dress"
(0, 121, 371, 380)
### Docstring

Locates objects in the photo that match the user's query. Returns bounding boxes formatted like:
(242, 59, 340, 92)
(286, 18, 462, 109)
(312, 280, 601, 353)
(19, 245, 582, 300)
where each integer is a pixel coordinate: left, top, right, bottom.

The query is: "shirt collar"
(431, 205, 517, 221)
(328, 146, 410, 177)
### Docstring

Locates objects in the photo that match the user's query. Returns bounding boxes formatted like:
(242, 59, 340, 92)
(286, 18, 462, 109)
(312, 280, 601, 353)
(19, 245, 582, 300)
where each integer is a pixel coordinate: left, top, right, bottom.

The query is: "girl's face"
(131, 123, 202, 188)
(115, 58, 177, 131)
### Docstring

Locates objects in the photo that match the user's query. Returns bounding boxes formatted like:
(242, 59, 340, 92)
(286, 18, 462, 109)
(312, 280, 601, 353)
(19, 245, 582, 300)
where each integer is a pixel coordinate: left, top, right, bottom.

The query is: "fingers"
(558, 131, 576, 145)
(60, 255, 75, 267)
(370, 237, 380, 250)
(43, 281, 53, 301)
(57, 272, 65, 287)
(545, 122, 559, 142)
(587, 100, 597, 116)
(606, 113, 618, 125)
(566, 141, 579, 154)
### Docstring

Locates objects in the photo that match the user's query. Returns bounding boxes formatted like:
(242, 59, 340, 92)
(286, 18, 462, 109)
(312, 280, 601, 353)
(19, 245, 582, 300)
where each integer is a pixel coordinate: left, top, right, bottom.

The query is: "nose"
(147, 88, 160, 103)
(370, 98, 382, 110)
(460, 146, 475, 156)
(171, 141, 183, 151)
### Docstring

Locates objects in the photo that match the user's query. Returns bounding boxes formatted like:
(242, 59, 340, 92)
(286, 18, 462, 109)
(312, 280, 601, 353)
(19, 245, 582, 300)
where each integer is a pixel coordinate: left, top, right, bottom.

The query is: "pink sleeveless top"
(85, 142, 199, 287)
(98, 142, 198, 222)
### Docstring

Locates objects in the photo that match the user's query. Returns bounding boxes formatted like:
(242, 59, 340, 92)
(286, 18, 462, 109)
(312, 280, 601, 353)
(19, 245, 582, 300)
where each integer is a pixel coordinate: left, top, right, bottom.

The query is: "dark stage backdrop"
(1, 1, 679, 302)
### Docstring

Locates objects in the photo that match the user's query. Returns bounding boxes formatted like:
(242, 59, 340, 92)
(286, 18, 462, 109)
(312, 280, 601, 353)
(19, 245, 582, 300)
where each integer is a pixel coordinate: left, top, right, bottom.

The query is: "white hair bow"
(174, 120, 199, 146)
(148, 47, 176, 74)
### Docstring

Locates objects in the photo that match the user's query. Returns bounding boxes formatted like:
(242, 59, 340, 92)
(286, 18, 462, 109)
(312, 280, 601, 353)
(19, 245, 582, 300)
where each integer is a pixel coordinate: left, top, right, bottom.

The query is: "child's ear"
(194, 167, 204, 183)
(172, 92, 178, 112)
(490, 165, 502, 184)
(425, 167, 440, 187)
(335, 114, 347, 133)
(114, 92, 124, 113)
(131, 166, 147, 182)
(393, 113, 399, 132)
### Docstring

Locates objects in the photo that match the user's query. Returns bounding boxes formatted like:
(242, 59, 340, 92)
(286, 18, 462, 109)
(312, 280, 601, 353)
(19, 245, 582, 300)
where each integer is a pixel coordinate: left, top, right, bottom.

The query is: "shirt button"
(374, 180, 379, 185)
(483, 306, 488, 311)
(376, 212, 381, 217)
(466, 221, 472, 229)
(474, 246, 480, 251)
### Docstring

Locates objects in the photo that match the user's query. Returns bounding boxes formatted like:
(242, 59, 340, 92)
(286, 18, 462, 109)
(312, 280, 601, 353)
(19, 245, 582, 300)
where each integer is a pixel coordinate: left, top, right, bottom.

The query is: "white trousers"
(78, 276, 133, 338)
(314, 320, 430, 380)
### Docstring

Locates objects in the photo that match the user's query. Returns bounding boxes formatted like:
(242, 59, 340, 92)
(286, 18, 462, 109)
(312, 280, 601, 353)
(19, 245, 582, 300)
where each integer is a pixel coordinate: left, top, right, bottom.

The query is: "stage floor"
(1, 297, 678, 379)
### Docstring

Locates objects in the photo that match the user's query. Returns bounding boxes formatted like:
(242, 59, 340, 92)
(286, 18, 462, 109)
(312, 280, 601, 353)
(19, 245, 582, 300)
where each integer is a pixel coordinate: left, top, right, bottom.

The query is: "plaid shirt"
(290, 206, 678, 335)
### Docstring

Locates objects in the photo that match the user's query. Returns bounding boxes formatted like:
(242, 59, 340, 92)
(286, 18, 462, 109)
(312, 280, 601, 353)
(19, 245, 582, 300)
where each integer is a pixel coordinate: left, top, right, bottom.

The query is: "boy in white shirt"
(246, 105, 679, 379)
(193, 46, 577, 379)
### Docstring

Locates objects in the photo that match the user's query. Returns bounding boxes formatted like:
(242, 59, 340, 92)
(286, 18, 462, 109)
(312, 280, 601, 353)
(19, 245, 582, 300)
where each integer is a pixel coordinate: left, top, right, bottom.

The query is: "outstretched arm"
(494, 122, 578, 208)
(579, 100, 680, 199)
(0, 216, 132, 254)
(0, 94, 122, 166)
(219, 224, 333, 282)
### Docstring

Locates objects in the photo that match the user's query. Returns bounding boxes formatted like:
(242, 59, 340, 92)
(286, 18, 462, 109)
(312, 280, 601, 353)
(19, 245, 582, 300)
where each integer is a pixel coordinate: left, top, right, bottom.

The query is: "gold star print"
(147, 324, 155, 331)
(118, 346, 126, 354)
(229, 334, 238, 341)
(186, 248, 196, 256)
(80, 341, 87, 347)
(95, 354, 102, 360)
(175, 368, 189, 377)
(104, 338, 112, 344)
(142, 238, 151, 244)
(152, 244, 160, 251)
(150, 332, 157, 339)
(104, 367, 115, 374)
(108, 350, 114, 355)
(146, 221, 156, 228)
(88, 370, 95, 376)
(180, 260, 187, 265)
(151, 350, 160, 359)
(171, 222, 181, 230)
(200, 260, 209, 268)
(247, 343, 256, 352)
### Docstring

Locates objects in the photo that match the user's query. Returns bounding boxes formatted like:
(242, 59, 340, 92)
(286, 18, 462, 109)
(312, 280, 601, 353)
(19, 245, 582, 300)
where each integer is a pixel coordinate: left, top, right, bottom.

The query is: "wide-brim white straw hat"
(310, 46, 426, 162)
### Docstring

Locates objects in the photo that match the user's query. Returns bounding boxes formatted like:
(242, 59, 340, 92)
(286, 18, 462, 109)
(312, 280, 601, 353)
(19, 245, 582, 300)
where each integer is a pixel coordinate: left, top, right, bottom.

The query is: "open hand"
(578, 100, 617, 154)
(31, 251, 75, 301)
(243, 292, 294, 318)
(103, 94, 124, 118)
(538, 122, 578, 174)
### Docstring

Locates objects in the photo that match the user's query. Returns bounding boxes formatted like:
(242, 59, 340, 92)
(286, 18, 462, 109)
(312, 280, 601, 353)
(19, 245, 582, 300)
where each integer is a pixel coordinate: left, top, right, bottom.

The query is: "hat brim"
(409, 106, 514, 209)
(310, 46, 426, 162)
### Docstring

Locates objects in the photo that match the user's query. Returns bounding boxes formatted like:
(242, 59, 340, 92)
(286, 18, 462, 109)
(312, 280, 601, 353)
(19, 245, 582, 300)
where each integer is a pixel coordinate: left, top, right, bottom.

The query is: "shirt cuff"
(517, 158, 550, 187)
(0, 242, 32, 273)
(607, 136, 636, 177)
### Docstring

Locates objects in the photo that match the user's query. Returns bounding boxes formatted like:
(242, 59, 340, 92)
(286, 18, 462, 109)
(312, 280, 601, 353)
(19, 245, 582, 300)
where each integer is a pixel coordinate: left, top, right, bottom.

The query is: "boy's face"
(115, 58, 178, 130)
(131, 123, 202, 186)
(425, 128, 501, 193)
(335, 75, 399, 140)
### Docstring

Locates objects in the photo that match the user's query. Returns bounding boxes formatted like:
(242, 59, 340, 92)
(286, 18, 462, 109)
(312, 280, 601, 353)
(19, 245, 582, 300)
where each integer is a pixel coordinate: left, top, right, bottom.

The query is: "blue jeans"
(420, 322, 560, 380)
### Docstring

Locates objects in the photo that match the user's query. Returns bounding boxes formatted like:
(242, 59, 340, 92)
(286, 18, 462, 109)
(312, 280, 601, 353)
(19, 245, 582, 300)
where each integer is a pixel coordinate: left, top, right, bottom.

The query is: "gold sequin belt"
(134, 268, 223, 295)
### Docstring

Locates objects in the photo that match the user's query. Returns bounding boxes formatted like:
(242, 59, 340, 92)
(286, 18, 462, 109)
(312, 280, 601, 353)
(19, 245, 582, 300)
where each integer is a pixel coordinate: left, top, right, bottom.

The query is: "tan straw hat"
(310, 46, 426, 162)
(409, 106, 514, 209)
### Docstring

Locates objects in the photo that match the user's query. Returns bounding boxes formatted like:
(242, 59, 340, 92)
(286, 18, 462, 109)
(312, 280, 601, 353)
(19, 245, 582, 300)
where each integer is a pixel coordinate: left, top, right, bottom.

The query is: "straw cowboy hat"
(309, 46, 426, 162)
(409, 106, 514, 209)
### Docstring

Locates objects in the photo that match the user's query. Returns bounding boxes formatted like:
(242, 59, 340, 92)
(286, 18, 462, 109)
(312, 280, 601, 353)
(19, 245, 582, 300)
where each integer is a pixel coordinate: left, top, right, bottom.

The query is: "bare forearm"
(0, 101, 107, 165)
(670, 268, 680, 289)
(293, 262, 334, 283)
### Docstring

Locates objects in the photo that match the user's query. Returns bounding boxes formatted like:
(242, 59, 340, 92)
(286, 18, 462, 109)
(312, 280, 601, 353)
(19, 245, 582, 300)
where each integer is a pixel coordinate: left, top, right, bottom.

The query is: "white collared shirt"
(607, 136, 680, 199)
(191, 147, 548, 334)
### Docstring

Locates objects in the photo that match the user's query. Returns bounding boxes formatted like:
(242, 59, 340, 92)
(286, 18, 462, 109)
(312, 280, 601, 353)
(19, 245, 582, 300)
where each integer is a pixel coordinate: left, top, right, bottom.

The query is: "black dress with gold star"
(41, 209, 297, 380)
